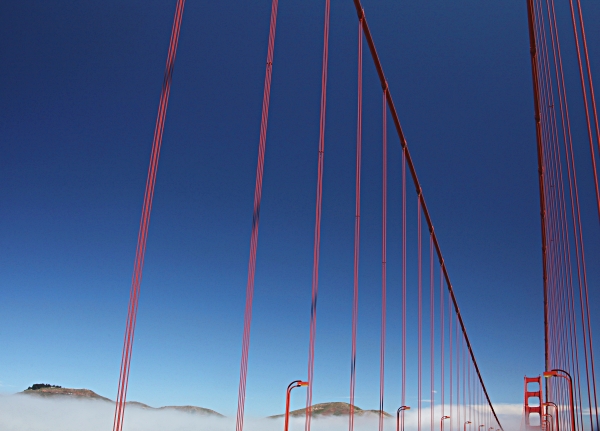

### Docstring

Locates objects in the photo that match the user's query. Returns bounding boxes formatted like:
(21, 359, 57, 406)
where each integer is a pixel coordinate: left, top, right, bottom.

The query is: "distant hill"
(20, 385, 224, 417)
(22, 387, 112, 402)
(269, 402, 391, 418)
(158, 405, 224, 416)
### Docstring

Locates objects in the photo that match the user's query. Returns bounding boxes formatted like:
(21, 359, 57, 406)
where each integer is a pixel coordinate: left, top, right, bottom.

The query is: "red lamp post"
(543, 401, 560, 431)
(284, 380, 309, 431)
(464, 420, 472, 431)
(441, 415, 451, 431)
(543, 413, 554, 431)
(397, 406, 411, 431)
(544, 370, 575, 431)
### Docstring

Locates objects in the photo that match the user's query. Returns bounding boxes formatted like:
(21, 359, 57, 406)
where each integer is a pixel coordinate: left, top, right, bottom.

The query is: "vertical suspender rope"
(573, 0, 600, 169)
(379, 87, 387, 431)
(235, 1, 279, 430)
(535, 1, 598, 427)
(546, 0, 588, 425)
(567, 0, 600, 223)
(569, 4, 600, 424)
(349, 14, 362, 431)
(463, 334, 466, 427)
(535, 5, 560, 400)
(468, 349, 471, 425)
(456, 310, 461, 429)
(441, 267, 445, 422)
(450, 300, 453, 431)
(459, 332, 461, 427)
(547, 4, 583, 427)
(562, 2, 600, 418)
(306, 1, 331, 430)
(418, 196, 423, 431)
(112, 3, 185, 431)
(402, 144, 407, 431)
(455, 325, 460, 429)
(430, 234, 435, 431)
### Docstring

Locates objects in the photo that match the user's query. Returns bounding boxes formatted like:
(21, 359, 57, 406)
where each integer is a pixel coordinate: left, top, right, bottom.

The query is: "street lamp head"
(543, 371, 558, 378)
(397, 406, 411, 414)
(466, 421, 472, 425)
(442, 416, 451, 420)
(298, 381, 309, 387)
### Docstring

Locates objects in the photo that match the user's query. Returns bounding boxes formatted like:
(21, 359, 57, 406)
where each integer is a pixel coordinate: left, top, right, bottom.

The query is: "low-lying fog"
(0, 395, 523, 431)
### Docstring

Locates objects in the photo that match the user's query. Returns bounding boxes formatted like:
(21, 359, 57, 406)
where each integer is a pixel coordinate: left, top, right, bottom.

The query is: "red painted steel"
(568, 4, 600, 421)
(305, 1, 331, 430)
(401, 146, 407, 431)
(524, 376, 543, 431)
(235, 1, 280, 430)
(450, 303, 453, 431)
(112, 2, 185, 431)
(566, 0, 600, 223)
(379, 89, 387, 431)
(430, 234, 435, 431)
(543, 1, 589, 426)
(285, 381, 309, 431)
(418, 197, 422, 431)
(349, 17, 362, 431)
(441, 266, 445, 423)
(529, 1, 599, 428)
(350, 2, 503, 428)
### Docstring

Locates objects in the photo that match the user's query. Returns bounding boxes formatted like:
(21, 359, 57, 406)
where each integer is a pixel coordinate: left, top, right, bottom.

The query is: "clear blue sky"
(1, 0, 599, 420)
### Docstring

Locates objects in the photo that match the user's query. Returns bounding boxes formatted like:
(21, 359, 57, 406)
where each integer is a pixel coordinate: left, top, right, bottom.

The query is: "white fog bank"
(0, 395, 523, 431)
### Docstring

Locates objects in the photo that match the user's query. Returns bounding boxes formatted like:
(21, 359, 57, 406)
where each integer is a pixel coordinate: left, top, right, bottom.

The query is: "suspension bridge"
(90, 1, 600, 431)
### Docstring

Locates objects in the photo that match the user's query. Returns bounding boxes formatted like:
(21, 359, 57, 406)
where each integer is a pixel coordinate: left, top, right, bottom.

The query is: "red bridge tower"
(524, 376, 543, 431)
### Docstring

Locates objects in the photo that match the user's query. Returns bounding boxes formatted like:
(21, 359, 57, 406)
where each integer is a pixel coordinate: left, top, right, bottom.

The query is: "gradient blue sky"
(1, 0, 599, 420)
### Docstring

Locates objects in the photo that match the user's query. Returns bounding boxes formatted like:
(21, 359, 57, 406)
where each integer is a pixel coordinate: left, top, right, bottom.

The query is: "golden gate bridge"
(108, 1, 599, 431)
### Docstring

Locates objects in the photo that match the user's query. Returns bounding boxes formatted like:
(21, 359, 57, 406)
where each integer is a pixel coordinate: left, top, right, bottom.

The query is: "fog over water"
(0, 395, 523, 431)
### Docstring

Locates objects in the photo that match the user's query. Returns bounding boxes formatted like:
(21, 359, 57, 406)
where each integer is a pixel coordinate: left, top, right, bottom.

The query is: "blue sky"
(1, 0, 599, 421)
